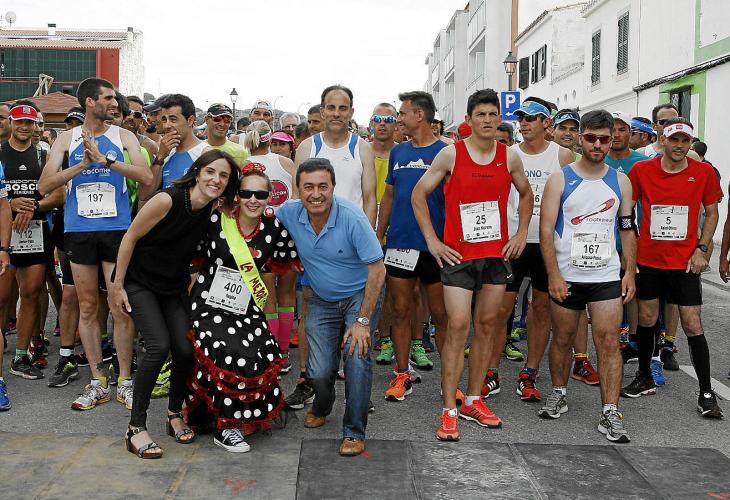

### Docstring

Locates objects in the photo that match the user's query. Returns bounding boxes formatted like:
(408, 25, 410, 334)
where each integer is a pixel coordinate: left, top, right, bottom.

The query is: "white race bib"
(531, 180, 546, 217)
(460, 201, 501, 243)
(650, 205, 688, 240)
(570, 232, 612, 269)
(205, 266, 251, 315)
(76, 182, 117, 218)
(384, 248, 420, 271)
(10, 220, 43, 254)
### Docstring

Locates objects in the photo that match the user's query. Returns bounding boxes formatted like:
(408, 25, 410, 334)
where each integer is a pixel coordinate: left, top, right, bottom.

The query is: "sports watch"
(356, 316, 370, 327)
(105, 150, 118, 167)
(697, 244, 708, 253)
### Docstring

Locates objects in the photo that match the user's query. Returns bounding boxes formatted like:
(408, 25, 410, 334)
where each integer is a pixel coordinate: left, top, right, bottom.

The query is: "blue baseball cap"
(554, 110, 580, 126)
(514, 100, 550, 118)
(631, 118, 653, 134)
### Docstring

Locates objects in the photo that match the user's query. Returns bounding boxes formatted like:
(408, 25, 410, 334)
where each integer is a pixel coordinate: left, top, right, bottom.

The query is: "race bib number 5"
(384, 248, 420, 271)
(650, 205, 688, 240)
(460, 201, 501, 243)
(205, 266, 251, 315)
(76, 182, 117, 218)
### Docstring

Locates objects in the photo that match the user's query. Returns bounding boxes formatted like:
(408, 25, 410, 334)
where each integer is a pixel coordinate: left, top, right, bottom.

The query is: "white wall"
(119, 30, 144, 97)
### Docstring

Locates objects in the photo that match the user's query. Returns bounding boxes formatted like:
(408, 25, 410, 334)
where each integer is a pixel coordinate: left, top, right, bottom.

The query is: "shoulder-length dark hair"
(173, 149, 239, 212)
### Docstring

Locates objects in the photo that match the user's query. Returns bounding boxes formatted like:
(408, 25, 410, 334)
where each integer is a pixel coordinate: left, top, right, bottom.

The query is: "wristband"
(0, 246, 11, 253)
(618, 215, 636, 231)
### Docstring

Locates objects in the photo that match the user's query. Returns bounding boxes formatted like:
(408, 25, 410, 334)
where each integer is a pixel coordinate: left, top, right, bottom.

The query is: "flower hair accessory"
(242, 162, 266, 174)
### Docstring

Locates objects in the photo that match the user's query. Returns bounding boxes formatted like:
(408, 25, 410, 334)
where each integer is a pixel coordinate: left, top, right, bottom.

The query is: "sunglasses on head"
(238, 189, 269, 200)
(211, 115, 232, 124)
(582, 133, 612, 144)
(371, 115, 396, 124)
(518, 114, 541, 123)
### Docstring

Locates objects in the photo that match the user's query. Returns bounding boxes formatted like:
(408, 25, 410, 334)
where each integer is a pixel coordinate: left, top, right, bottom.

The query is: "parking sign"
(501, 91, 521, 121)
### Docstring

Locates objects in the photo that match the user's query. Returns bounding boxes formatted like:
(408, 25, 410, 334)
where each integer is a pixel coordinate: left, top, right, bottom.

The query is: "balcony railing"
(444, 49, 454, 74)
(431, 65, 439, 86)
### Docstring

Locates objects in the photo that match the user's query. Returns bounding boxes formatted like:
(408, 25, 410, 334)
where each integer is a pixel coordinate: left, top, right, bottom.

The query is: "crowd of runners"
(0, 76, 726, 458)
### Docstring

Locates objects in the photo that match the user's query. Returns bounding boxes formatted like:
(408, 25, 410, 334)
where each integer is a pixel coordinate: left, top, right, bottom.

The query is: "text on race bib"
(650, 205, 688, 240)
(570, 232, 612, 269)
(10, 220, 43, 254)
(76, 182, 117, 218)
(205, 266, 251, 315)
(460, 201, 501, 243)
(384, 248, 420, 271)
(531, 180, 546, 217)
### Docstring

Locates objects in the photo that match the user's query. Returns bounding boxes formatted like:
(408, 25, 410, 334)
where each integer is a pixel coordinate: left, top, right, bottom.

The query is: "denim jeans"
(305, 287, 384, 439)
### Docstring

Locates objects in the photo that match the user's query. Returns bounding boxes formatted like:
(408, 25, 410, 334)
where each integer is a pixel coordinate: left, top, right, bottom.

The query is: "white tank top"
(248, 152, 292, 212)
(555, 165, 622, 283)
(643, 143, 660, 158)
(309, 132, 363, 208)
(508, 141, 562, 242)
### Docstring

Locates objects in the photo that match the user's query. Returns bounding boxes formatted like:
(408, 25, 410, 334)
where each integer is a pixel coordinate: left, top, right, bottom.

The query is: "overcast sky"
(3, 0, 474, 123)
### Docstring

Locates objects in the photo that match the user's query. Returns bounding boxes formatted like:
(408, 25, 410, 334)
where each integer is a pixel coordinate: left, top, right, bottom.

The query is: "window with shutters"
(591, 31, 601, 85)
(538, 45, 547, 81)
(617, 13, 629, 74)
(519, 57, 529, 89)
(670, 89, 692, 120)
(530, 52, 538, 83)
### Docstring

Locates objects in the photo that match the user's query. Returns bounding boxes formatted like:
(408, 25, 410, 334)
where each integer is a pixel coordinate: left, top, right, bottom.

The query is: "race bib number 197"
(76, 182, 117, 218)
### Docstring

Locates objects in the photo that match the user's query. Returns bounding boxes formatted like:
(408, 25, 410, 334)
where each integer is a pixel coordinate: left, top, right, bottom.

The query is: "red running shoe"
(572, 359, 600, 385)
(459, 398, 502, 428)
(516, 369, 541, 402)
(436, 408, 460, 441)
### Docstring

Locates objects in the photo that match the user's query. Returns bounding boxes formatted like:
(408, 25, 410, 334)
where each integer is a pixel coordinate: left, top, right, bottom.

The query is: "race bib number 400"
(650, 205, 688, 240)
(384, 248, 420, 271)
(76, 182, 117, 218)
(570, 232, 612, 269)
(205, 266, 251, 315)
(460, 201, 501, 243)
(10, 220, 43, 254)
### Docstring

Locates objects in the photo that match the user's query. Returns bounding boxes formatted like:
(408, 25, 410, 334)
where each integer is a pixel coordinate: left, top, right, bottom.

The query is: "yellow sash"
(220, 213, 269, 310)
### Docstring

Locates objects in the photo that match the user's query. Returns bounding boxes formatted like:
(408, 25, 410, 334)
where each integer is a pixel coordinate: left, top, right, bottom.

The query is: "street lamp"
(503, 51, 518, 91)
(297, 101, 311, 116)
(229, 87, 238, 132)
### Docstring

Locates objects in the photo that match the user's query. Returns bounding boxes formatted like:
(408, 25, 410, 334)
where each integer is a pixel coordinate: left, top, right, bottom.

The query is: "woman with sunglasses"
(185, 163, 299, 452)
(110, 149, 239, 459)
(243, 121, 298, 371)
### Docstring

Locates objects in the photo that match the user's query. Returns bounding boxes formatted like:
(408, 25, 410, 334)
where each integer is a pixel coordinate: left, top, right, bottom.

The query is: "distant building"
(0, 24, 143, 101)
(10, 91, 80, 128)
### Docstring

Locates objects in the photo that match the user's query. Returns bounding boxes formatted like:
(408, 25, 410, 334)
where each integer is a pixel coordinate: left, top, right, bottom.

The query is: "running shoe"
(284, 381, 315, 410)
(503, 341, 524, 361)
(0, 379, 10, 411)
(436, 408, 460, 441)
(214, 428, 250, 453)
(697, 391, 723, 419)
(598, 409, 630, 443)
(621, 373, 657, 398)
(53, 324, 61, 337)
(650, 359, 666, 386)
(511, 326, 527, 341)
(117, 379, 133, 410)
(422, 323, 435, 353)
(619, 325, 630, 338)
(393, 367, 421, 384)
(538, 391, 568, 419)
(409, 342, 433, 370)
(48, 356, 79, 388)
(464, 345, 470, 358)
(661, 348, 679, 371)
(621, 341, 639, 364)
(101, 339, 114, 362)
(289, 331, 299, 349)
(376, 338, 394, 365)
(516, 369, 541, 402)
(459, 398, 502, 428)
(279, 352, 292, 374)
(384, 372, 413, 402)
(76, 351, 89, 367)
(71, 382, 111, 410)
(29, 338, 48, 368)
(481, 370, 501, 399)
(572, 359, 600, 385)
(6, 319, 16, 335)
(10, 355, 44, 380)
(368, 400, 375, 413)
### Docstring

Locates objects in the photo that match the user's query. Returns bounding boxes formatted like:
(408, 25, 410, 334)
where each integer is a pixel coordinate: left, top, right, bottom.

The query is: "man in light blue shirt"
(276, 158, 385, 457)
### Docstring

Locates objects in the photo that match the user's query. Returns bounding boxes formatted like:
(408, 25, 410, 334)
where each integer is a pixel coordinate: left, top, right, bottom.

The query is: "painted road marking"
(679, 365, 730, 400)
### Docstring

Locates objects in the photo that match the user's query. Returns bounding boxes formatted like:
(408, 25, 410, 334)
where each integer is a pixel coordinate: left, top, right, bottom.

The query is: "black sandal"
(125, 426, 163, 459)
(167, 412, 196, 444)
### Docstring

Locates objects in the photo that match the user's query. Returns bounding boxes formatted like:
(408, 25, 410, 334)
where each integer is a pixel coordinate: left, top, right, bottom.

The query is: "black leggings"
(126, 279, 193, 428)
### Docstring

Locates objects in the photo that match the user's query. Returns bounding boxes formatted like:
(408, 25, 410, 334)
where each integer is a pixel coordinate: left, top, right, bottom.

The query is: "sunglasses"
(518, 114, 541, 123)
(238, 189, 269, 200)
(582, 133, 613, 144)
(211, 115, 232, 124)
(371, 115, 396, 124)
(656, 119, 669, 125)
(131, 111, 145, 119)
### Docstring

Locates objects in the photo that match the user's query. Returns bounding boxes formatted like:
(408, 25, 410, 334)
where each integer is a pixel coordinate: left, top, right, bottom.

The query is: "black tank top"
(0, 141, 46, 220)
(126, 185, 212, 295)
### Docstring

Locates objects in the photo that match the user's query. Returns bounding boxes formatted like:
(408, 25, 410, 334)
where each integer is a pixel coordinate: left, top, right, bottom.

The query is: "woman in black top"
(111, 149, 238, 459)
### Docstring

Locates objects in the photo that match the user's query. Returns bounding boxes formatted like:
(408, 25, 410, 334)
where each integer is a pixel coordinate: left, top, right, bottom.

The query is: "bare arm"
(539, 170, 567, 301)
(719, 196, 730, 282)
(558, 146, 577, 167)
(376, 184, 393, 243)
(38, 131, 82, 195)
(688, 201, 719, 274)
(279, 155, 296, 179)
(359, 140, 377, 227)
(617, 173, 637, 303)
(503, 148, 533, 259)
(0, 199, 10, 275)
(411, 145, 461, 267)
(291, 138, 313, 200)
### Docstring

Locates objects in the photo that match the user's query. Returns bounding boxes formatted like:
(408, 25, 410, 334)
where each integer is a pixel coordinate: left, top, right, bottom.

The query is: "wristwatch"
(356, 316, 370, 327)
(697, 244, 708, 253)
(0, 246, 11, 254)
(105, 150, 118, 167)
(32, 200, 40, 212)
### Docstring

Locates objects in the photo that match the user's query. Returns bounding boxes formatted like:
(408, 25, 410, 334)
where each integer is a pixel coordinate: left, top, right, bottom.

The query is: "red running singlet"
(443, 140, 511, 262)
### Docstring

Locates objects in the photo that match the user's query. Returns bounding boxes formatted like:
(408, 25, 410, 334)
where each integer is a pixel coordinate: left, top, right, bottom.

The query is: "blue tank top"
(64, 125, 131, 232)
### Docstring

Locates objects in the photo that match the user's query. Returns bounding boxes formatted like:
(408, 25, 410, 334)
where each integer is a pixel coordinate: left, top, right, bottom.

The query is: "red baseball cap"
(457, 121, 472, 138)
(9, 105, 39, 122)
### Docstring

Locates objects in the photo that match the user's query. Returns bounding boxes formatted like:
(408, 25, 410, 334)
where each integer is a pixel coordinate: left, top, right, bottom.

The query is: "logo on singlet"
(270, 180, 290, 207)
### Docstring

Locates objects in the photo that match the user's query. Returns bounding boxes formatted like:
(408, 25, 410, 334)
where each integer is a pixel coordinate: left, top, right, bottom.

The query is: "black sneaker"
(660, 348, 679, 371)
(621, 342, 640, 364)
(29, 338, 48, 369)
(284, 381, 315, 410)
(76, 351, 89, 367)
(621, 373, 656, 398)
(10, 355, 44, 380)
(101, 340, 114, 362)
(48, 356, 79, 388)
(368, 400, 375, 413)
(697, 391, 723, 419)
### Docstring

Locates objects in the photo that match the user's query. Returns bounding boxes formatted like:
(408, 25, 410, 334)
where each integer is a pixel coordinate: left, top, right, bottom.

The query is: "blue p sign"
(501, 91, 521, 121)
